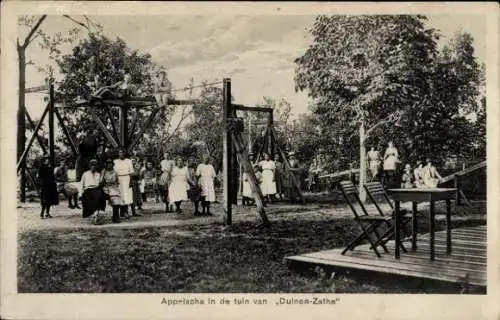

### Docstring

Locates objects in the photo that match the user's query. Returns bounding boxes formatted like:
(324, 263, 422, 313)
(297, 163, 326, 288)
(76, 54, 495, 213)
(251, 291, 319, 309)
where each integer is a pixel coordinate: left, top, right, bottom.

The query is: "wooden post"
(25, 110, 47, 154)
(54, 108, 78, 156)
(48, 84, 55, 167)
(454, 175, 462, 205)
(17, 47, 27, 202)
(119, 105, 129, 149)
(269, 111, 275, 158)
(358, 119, 367, 202)
(17, 104, 50, 172)
(223, 78, 233, 225)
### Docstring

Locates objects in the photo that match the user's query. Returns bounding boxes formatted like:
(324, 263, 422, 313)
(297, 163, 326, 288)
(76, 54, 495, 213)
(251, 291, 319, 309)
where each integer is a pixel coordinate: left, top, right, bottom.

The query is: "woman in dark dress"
(38, 156, 59, 219)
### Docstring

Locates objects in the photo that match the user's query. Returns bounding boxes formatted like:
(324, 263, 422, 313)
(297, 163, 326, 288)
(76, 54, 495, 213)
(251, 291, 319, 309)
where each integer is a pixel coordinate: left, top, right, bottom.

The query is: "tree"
(295, 15, 439, 200)
(17, 15, 98, 201)
(55, 33, 179, 159)
(183, 84, 225, 172)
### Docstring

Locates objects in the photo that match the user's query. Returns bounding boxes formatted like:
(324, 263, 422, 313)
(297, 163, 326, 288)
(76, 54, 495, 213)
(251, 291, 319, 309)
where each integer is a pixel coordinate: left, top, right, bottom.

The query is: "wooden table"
(387, 188, 457, 261)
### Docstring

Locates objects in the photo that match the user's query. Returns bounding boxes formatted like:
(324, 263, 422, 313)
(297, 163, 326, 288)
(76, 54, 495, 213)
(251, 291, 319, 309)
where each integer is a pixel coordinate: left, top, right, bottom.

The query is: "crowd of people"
(38, 148, 218, 224)
(367, 141, 443, 189)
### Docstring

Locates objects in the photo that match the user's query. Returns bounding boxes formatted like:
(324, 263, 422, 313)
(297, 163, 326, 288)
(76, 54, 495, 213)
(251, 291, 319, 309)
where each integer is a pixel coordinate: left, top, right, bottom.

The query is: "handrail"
(319, 168, 360, 179)
(440, 160, 486, 184)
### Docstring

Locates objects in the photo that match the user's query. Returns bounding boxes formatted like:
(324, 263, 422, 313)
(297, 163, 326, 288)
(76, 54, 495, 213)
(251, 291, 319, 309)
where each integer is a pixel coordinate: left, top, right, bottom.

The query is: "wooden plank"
(87, 107, 119, 148)
(17, 103, 50, 171)
(24, 110, 47, 154)
(343, 247, 486, 270)
(231, 132, 269, 225)
(232, 104, 273, 113)
(287, 254, 485, 286)
(319, 168, 360, 179)
(53, 108, 79, 156)
(440, 160, 486, 184)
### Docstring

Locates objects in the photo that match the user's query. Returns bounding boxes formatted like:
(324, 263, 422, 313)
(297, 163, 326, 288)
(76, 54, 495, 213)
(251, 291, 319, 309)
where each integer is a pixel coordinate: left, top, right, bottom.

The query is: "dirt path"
(17, 196, 484, 233)
(17, 198, 352, 233)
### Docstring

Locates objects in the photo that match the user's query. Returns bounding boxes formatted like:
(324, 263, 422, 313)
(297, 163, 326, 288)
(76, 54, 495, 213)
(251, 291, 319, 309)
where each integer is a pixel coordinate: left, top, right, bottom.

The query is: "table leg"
(412, 201, 418, 251)
(395, 200, 401, 259)
(446, 199, 452, 254)
(429, 201, 435, 261)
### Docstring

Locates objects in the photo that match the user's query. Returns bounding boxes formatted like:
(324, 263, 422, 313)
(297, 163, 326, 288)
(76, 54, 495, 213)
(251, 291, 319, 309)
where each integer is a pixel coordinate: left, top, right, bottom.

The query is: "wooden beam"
(271, 126, 305, 204)
(87, 107, 119, 148)
(24, 110, 47, 154)
(232, 104, 273, 113)
(268, 113, 274, 158)
(127, 107, 161, 153)
(25, 84, 49, 94)
(118, 105, 128, 148)
(128, 111, 139, 143)
(319, 168, 361, 179)
(232, 132, 270, 225)
(440, 161, 486, 184)
(48, 84, 55, 167)
(104, 105, 119, 142)
(223, 78, 233, 225)
(53, 108, 79, 156)
(17, 103, 50, 171)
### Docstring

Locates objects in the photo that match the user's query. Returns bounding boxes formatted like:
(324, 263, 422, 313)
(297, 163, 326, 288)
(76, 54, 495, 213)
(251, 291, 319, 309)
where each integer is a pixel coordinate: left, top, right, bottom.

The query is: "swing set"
(17, 78, 304, 226)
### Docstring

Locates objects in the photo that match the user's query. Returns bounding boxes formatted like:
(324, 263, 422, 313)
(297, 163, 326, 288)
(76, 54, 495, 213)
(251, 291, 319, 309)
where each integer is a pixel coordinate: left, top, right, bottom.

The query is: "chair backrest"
(339, 180, 370, 219)
(364, 181, 394, 216)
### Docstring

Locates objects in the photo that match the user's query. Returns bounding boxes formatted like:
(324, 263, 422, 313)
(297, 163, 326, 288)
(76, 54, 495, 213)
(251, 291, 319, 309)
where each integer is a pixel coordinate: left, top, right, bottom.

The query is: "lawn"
(18, 200, 486, 294)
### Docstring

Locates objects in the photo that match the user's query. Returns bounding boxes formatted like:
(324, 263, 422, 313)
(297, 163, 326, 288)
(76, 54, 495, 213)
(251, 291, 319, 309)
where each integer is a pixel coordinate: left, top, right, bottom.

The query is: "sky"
(21, 14, 486, 120)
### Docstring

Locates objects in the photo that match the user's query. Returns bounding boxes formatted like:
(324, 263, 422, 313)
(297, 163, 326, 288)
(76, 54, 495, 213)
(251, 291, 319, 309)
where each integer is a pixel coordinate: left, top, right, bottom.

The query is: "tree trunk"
(359, 121, 367, 202)
(17, 46, 27, 202)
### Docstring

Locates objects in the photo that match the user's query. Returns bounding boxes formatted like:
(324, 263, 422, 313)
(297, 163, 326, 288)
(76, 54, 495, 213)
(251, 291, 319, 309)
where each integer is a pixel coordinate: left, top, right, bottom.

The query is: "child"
(241, 171, 254, 206)
(401, 164, 413, 189)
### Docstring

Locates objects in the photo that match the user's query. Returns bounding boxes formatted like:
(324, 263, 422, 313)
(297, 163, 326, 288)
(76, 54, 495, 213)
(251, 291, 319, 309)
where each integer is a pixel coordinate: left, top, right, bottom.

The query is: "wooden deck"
(285, 225, 486, 287)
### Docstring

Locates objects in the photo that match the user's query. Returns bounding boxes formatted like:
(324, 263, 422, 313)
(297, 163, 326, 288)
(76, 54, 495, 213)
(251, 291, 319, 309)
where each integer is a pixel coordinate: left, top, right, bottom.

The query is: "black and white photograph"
(1, 2, 499, 320)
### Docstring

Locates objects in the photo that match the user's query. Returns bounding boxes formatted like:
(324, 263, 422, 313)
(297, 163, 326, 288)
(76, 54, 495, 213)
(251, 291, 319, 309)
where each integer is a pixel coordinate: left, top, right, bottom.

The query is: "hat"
(105, 158, 114, 164)
(89, 159, 98, 165)
(289, 152, 296, 156)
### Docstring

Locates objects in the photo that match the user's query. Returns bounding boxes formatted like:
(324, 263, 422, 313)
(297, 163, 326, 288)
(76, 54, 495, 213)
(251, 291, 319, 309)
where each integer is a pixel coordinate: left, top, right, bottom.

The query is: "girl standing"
(258, 153, 277, 204)
(38, 156, 59, 219)
(196, 154, 217, 216)
(274, 154, 284, 201)
(130, 158, 143, 213)
(101, 159, 122, 223)
(383, 141, 399, 188)
(168, 157, 191, 214)
(367, 146, 381, 181)
(160, 152, 175, 212)
(187, 157, 202, 216)
(114, 149, 136, 219)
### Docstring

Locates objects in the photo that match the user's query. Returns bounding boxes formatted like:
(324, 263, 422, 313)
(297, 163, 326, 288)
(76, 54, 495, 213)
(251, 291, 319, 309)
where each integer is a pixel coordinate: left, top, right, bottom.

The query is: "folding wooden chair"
(364, 181, 412, 243)
(339, 180, 407, 258)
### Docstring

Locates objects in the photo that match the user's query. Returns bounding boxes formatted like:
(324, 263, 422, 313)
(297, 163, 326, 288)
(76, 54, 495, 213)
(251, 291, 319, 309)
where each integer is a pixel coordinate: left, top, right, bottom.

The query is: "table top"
(388, 188, 457, 193)
(387, 188, 457, 202)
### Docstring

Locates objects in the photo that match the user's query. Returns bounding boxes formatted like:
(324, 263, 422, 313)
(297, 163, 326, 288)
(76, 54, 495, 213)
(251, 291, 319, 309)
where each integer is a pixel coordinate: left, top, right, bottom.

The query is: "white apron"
(169, 166, 189, 203)
(114, 158, 134, 205)
(259, 160, 276, 195)
(196, 163, 216, 202)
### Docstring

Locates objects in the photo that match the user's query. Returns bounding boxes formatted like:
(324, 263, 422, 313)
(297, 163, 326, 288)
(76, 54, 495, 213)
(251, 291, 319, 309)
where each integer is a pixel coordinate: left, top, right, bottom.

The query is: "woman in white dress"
(259, 153, 277, 203)
(114, 148, 138, 219)
(413, 160, 425, 188)
(196, 154, 217, 216)
(160, 152, 175, 212)
(367, 146, 381, 181)
(383, 141, 399, 188)
(169, 157, 191, 214)
(422, 158, 442, 188)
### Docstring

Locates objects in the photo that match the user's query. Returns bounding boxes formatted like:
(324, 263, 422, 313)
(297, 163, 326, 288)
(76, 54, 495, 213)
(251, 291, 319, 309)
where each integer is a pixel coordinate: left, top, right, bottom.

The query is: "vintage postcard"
(1, 1, 499, 320)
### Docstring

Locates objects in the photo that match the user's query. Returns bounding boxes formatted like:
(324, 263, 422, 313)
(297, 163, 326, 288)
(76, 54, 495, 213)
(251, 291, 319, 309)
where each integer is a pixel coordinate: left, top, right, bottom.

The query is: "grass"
(18, 201, 486, 294)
